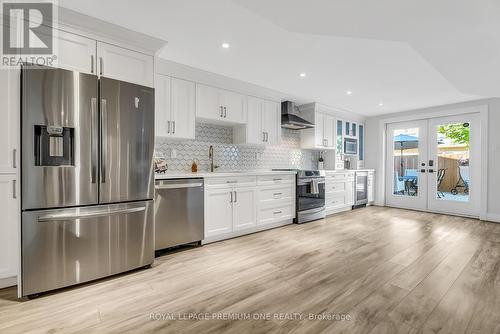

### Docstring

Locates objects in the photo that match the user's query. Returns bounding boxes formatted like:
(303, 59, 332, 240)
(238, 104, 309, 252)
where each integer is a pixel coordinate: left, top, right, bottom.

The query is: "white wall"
(365, 98, 500, 222)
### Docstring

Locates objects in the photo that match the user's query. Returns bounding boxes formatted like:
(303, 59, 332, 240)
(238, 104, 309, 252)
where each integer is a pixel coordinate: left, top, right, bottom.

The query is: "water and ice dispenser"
(34, 125, 75, 166)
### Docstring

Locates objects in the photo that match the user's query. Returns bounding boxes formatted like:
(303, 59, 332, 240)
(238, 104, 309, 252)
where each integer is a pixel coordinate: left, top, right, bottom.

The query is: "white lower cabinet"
(232, 188, 257, 231)
(325, 171, 355, 214)
(204, 174, 295, 243)
(368, 171, 375, 204)
(205, 189, 234, 237)
(0, 175, 19, 286)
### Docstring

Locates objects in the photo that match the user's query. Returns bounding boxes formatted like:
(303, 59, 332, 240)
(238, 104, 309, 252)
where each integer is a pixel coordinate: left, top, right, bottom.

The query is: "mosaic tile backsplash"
(155, 123, 319, 172)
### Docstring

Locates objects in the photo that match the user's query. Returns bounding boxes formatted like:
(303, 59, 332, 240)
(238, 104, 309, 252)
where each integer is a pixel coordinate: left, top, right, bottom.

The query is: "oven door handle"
(297, 180, 325, 186)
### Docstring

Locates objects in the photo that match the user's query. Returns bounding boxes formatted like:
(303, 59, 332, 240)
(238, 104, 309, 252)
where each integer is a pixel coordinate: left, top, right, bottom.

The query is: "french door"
(385, 113, 481, 217)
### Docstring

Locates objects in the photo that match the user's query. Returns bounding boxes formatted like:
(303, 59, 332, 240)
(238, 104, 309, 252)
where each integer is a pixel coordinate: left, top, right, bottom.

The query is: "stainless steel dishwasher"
(154, 178, 204, 251)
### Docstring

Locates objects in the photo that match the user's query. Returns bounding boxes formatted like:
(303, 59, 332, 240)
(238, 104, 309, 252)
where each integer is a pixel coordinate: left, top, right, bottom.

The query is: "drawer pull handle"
(273, 210, 282, 214)
(226, 180, 237, 184)
(273, 192, 282, 196)
(273, 178, 282, 181)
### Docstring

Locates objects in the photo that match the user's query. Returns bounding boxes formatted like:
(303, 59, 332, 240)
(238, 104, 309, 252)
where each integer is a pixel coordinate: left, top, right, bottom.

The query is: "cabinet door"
(323, 115, 335, 148)
(97, 42, 154, 87)
(171, 78, 196, 139)
(223, 90, 246, 124)
(345, 180, 355, 205)
(315, 112, 325, 147)
(0, 69, 19, 174)
(263, 100, 280, 145)
(205, 189, 233, 237)
(57, 31, 96, 74)
(247, 96, 264, 144)
(196, 84, 223, 121)
(0, 175, 18, 280)
(233, 188, 256, 231)
(154, 74, 172, 137)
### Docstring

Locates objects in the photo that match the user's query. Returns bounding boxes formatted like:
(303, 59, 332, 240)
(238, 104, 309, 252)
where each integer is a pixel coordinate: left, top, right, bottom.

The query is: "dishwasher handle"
(155, 182, 203, 190)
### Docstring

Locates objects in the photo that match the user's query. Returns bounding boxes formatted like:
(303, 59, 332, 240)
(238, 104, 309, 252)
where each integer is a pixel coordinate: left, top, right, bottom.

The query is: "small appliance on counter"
(154, 157, 168, 173)
(273, 169, 326, 223)
(318, 152, 324, 170)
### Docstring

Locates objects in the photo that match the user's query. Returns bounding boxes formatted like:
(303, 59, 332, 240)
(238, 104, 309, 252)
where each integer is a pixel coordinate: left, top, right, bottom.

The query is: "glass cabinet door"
(359, 124, 364, 161)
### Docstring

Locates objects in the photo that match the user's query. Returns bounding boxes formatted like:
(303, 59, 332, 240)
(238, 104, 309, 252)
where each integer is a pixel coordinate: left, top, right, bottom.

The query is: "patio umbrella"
(393, 134, 419, 175)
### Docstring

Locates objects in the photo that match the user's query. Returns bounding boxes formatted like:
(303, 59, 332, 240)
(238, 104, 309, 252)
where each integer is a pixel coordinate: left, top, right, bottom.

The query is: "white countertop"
(155, 170, 297, 180)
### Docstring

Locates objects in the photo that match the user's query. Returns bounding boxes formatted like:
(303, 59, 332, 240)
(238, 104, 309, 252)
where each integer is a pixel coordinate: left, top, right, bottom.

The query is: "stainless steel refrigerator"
(20, 66, 155, 297)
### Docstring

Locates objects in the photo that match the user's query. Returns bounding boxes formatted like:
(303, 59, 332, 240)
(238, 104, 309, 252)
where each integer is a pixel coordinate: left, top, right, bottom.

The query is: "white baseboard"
(326, 206, 352, 216)
(203, 219, 293, 244)
(483, 213, 500, 223)
(0, 276, 17, 289)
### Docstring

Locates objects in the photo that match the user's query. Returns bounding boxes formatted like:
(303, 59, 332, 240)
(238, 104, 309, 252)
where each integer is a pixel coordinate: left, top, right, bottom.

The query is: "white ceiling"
(60, 0, 499, 116)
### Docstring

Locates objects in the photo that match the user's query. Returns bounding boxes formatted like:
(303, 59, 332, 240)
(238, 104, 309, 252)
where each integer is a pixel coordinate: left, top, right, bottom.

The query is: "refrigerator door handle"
(100, 98, 107, 183)
(37, 206, 146, 222)
(91, 97, 98, 183)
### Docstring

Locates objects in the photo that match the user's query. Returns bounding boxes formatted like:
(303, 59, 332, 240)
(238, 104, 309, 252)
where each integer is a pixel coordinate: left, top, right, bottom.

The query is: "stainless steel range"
(21, 65, 155, 297)
(274, 169, 326, 223)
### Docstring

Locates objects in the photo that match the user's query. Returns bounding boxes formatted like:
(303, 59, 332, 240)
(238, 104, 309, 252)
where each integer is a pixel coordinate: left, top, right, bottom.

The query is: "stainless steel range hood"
(281, 101, 314, 130)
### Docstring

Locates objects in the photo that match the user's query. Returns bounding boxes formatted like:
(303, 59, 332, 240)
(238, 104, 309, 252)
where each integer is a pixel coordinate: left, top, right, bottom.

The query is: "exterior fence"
(393, 155, 462, 192)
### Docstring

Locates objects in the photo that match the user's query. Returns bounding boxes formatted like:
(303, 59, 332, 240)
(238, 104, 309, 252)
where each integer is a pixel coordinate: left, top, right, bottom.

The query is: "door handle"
(91, 98, 98, 184)
(265, 132, 268, 142)
(90, 55, 94, 73)
(155, 183, 203, 189)
(37, 206, 146, 222)
(100, 99, 107, 183)
(99, 57, 103, 75)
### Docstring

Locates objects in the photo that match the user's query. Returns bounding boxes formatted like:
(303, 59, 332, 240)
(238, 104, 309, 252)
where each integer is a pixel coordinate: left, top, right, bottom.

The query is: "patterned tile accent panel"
(155, 122, 319, 172)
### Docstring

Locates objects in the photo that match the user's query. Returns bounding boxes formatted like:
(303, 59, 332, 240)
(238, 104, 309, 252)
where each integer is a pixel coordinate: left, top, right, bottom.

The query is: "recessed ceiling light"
(299, 73, 306, 78)
(378, 102, 384, 106)
(221, 42, 230, 49)
(346, 91, 353, 95)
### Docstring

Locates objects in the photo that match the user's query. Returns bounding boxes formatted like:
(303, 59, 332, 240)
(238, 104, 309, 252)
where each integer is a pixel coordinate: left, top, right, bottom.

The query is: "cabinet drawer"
(259, 186, 294, 202)
(205, 176, 256, 188)
(326, 172, 347, 181)
(325, 181, 345, 193)
(258, 204, 294, 226)
(325, 193, 347, 208)
(257, 174, 295, 186)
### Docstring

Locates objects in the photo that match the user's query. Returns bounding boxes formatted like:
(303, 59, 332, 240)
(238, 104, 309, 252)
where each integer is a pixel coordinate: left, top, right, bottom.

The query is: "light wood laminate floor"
(1, 206, 500, 334)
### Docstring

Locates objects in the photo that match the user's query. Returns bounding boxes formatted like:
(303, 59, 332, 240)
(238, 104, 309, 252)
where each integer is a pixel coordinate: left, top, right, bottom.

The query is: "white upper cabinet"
(97, 41, 154, 87)
(171, 78, 196, 139)
(0, 175, 19, 281)
(195, 84, 246, 124)
(263, 100, 280, 145)
(234, 97, 280, 145)
(56, 31, 96, 74)
(155, 74, 195, 140)
(0, 69, 19, 174)
(222, 90, 246, 124)
(196, 84, 222, 120)
(301, 111, 335, 150)
(246, 96, 264, 144)
(155, 74, 172, 138)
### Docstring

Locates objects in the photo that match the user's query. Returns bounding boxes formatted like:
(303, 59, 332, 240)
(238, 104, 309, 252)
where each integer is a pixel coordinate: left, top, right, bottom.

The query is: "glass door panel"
(427, 114, 480, 216)
(385, 120, 428, 210)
